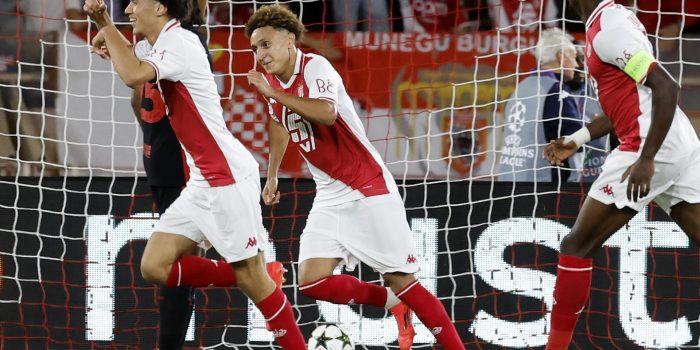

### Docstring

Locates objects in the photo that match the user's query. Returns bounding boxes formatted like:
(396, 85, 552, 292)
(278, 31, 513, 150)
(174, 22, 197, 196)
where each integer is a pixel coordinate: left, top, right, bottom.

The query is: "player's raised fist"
(247, 70, 274, 98)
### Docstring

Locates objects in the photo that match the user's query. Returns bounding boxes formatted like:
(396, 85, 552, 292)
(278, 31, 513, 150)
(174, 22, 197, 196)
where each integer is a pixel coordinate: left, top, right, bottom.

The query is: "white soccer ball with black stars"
(307, 324, 354, 350)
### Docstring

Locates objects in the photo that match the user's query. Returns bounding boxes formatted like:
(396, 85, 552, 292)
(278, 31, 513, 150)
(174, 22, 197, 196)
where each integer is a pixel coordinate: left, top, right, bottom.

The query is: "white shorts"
(155, 172, 267, 263)
(588, 149, 700, 213)
(298, 192, 419, 275)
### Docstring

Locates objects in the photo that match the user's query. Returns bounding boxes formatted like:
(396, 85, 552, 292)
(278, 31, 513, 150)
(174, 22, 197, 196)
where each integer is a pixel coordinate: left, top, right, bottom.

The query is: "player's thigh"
(562, 195, 637, 258)
(204, 174, 268, 263)
(670, 202, 700, 246)
(298, 204, 347, 279)
(340, 193, 419, 275)
(588, 150, 674, 211)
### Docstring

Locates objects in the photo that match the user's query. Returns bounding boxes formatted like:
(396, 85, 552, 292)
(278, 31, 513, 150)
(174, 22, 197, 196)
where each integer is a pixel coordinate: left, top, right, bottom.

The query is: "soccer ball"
(307, 324, 354, 350)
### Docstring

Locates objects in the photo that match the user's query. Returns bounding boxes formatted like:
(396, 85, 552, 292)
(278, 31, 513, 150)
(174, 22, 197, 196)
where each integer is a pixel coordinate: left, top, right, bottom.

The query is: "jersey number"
(286, 112, 316, 152)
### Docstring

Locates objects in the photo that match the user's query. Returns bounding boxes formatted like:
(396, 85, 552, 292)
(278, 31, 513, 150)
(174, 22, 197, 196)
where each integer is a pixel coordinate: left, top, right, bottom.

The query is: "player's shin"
(299, 275, 387, 307)
(158, 286, 194, 349)
(396, 280, 465, 350)
(255, 287, 306, 349)
(546, 254, 593, 350)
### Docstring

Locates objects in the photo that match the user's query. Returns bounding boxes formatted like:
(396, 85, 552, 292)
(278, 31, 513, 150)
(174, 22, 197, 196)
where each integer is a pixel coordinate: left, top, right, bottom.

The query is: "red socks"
(165, 256, 235, 288)
(299, 275, 388, 307)
(546, 254, 593, 350)
(397, 281, 464, 350)
(256, 287, 306, 350)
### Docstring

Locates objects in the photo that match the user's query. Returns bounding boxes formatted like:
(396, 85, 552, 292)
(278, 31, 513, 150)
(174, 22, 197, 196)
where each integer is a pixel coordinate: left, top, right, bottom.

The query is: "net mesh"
(1, 0, 700, 349)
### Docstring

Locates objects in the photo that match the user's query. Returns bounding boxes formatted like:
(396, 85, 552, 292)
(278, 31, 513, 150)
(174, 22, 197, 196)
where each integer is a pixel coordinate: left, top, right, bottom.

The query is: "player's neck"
(145, 17, 173, 45)
(277, 48, 298, 83)
(578, 1, 602, 23)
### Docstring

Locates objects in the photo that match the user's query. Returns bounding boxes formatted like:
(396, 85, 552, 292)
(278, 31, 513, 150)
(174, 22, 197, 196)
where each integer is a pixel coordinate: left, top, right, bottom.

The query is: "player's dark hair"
(244, 4, 305, 43)
(157, 0, 192, 22)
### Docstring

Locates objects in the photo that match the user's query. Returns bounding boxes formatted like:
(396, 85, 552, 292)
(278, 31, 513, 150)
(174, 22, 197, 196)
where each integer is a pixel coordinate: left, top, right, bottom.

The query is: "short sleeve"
(133, 40, 151, 60)
(139, 32, 187, 82)
(592, 25, 656, 83)
(303, 57, 341, 103)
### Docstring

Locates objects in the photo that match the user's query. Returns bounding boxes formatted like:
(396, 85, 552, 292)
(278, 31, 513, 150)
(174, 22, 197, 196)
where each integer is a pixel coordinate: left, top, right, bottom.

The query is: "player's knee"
(559, 231, 590, 258)
(382, 272, 415, 292)
(140, 258, 167, 285)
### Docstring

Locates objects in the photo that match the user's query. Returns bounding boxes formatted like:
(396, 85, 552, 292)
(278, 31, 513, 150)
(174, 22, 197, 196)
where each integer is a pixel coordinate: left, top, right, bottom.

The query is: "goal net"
(1, 0, 700, 349)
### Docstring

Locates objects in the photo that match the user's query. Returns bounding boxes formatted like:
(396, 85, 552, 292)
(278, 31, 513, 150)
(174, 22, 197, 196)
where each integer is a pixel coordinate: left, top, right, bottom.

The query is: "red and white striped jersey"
(585, 0, 700, 161)
(134, 19, 259, 187)
(265, 49, 398, 207)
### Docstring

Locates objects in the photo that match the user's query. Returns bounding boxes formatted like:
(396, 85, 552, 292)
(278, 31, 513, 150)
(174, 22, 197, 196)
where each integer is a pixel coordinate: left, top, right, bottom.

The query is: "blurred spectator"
(398, 0, 487, 33)
(0, 0, 79, 175)
(497, 28, 582, 183)
(487, 0, 558, 32)
(210, 2, 341, 60)
(565, 49, 612, 182)
(332, 0, 392, 32)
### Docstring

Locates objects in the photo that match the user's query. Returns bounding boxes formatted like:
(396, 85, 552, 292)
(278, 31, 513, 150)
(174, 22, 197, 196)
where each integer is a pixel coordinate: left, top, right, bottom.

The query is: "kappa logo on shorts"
(406, 254, 417, 264)
(245, 237, 257, 249)
(600, 184, 614, 196)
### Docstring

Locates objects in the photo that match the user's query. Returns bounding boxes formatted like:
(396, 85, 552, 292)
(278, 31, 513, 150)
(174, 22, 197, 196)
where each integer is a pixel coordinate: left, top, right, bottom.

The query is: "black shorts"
(151, 186, 183, 215)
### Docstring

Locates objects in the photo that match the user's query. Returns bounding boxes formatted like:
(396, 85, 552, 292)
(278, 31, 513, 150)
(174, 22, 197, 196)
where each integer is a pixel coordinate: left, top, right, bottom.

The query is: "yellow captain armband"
(623, 50, 656, 83)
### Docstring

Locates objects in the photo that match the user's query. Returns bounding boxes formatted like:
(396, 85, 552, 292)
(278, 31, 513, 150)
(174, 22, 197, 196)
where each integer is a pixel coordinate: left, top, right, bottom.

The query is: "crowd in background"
(1, 0, 699, 177)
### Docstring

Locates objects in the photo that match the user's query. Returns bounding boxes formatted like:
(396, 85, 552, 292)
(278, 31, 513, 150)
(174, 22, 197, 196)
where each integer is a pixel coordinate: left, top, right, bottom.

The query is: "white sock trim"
(396, 280, 419, 298)
(177, 261, 182, 286)
(557, 265, 592, 272)
(385, 287, 401, 309)
(264, 297, 287, 322)
(299, 277, 328, 291)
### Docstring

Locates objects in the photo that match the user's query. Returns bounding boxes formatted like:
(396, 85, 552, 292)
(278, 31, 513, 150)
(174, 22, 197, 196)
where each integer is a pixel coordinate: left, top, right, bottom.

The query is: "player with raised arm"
(543, 1, 700, 349)
(83, 0, 304, 348)
(245, 5, 465, 350)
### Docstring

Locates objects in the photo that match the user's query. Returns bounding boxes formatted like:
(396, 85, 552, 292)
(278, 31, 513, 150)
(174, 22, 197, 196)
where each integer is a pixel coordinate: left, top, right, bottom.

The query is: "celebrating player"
(83, 0, 305, 348)
(544, 0, 700, 348)
(245, 5, 465, 350)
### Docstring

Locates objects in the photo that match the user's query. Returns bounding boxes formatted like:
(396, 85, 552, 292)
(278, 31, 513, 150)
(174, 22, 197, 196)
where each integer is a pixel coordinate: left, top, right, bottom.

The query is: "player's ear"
(288, 33, 295, 49)
(156, 2, 166, 16)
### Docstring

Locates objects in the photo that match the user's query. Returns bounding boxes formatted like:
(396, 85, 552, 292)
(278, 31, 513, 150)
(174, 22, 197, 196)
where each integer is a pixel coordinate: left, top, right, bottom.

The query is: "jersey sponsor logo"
(600, 184, 614, 196)
(245, 237, 257, 249)
(315, 78, 335, 94)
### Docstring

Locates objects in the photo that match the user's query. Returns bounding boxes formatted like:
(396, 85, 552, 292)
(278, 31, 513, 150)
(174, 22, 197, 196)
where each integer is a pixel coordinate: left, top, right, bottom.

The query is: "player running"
(245, 5, 465, 350)
(83, 0, 304, 347)
(544, 0, 700, 348)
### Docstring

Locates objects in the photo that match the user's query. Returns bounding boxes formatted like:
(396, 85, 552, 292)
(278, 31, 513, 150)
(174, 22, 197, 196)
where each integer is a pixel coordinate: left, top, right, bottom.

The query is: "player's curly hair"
(245, 5, 305, 43)
(158, 0, 192, 22)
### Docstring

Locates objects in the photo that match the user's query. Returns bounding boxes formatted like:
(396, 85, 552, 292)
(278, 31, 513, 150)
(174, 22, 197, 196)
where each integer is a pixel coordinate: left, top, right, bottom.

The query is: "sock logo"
(245, 237, 257, 249)
(272, 328, 287, 337)
(430, 327, 442, 335)
(347, 298, 355, 304)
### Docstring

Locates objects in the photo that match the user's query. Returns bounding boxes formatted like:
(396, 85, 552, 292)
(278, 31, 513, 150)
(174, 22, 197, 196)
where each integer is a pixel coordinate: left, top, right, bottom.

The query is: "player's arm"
(247, 70, 337, 126)
(544, 114, 614, 166)
(262, 119, 290, 205)
(638, 64, 679, 160)
(95, 25, 156, 88)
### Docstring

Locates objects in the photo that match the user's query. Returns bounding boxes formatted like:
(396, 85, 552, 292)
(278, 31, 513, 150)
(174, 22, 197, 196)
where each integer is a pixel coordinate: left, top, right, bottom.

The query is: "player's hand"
(621, 157, 654, 202)
(90, 30, 110, 60)
(544, 137, 578, 166)
(262, 177, 281, 206)
(247, 70, 274, 98)
(83, 0, 111, 28)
